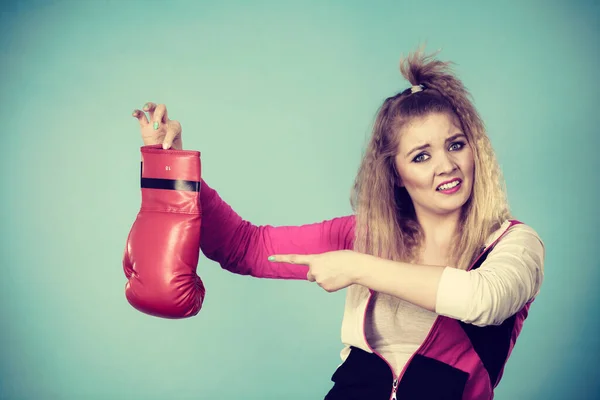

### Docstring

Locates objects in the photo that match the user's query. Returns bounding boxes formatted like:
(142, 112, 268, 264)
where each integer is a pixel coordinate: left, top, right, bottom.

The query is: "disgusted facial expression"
(394, 112, 475, 218)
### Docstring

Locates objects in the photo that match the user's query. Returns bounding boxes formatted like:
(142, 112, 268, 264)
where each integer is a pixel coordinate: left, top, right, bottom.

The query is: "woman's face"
(394, 112, 475, 219)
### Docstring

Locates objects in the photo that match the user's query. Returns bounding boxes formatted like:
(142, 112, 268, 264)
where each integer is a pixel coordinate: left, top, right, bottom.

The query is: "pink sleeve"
(199, 180, 355, 280)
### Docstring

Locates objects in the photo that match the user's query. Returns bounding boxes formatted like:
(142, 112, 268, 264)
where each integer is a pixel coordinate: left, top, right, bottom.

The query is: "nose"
(435, 152, 457, 175)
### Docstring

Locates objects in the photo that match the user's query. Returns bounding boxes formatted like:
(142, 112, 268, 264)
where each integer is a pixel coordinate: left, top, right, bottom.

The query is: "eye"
(449, 141, 466, 151)
(413, 153, 430, 163)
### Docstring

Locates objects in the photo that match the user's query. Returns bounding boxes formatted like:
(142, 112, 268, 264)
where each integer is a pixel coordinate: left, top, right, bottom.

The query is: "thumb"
(163, 120, 182, 150)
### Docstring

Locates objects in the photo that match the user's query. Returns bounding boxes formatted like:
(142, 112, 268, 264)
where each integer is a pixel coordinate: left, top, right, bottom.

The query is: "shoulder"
(319, 215, 355, 230)
(485, 220, 545, 269)
(486, 220, 544, 249)
(327, 215, 356, 250)
(332, 214, 356, 236)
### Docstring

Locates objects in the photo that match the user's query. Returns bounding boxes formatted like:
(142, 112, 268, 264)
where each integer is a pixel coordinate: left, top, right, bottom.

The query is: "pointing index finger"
(268, 254, 311, 265)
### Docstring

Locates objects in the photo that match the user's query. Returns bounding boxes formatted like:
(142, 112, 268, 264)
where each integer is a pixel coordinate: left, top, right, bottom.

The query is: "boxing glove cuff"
(140, 144, 201, 214)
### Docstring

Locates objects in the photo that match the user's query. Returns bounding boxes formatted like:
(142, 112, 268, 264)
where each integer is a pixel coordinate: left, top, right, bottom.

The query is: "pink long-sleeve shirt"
(199, 180, 355, 280)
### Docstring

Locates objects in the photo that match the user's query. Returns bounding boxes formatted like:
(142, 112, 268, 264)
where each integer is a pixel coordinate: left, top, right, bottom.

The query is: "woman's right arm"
(199, 180, 355, 280)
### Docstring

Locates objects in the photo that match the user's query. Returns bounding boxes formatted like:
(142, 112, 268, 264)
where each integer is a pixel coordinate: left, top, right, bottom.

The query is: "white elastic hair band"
(410, 85, 425, 94)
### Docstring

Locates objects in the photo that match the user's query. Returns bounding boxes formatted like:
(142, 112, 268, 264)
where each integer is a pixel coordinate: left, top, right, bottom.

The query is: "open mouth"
(436, 178, 462, 192)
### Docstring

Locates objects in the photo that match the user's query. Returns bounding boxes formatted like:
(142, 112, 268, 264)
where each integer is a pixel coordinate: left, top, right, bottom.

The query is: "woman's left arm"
(355, 224, 545, 326)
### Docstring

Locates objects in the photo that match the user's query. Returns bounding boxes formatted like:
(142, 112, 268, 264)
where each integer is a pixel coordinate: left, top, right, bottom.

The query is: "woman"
(127, 49, 545, 400)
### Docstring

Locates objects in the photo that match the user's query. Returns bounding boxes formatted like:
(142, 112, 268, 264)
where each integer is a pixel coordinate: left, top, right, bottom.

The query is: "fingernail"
(162, 142, 169, 150)
(268, 256, 275, 261)
(143, 103, 150, 110)
(132, 110, 137, 117)
(153, 122, 159, 130)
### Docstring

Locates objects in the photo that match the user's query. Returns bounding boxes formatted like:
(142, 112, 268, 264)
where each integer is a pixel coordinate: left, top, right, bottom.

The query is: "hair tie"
(401, 84, 426, 96)
(410, 84, 425, 94)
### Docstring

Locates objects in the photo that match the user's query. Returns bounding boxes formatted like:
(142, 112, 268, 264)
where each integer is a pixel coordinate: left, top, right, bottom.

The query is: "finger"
(132, 109, 149, 127)
(267, 254, 312, 265)
(143, 102, 157, 121)
(162, 119, 181, 150)
(307, 271, 316, 282)
(151, 103, 170, 132)
(153, 103, 168, 122)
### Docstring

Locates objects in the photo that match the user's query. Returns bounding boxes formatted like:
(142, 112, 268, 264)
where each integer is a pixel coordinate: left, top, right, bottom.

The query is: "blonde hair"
(350, 47, 511, 269)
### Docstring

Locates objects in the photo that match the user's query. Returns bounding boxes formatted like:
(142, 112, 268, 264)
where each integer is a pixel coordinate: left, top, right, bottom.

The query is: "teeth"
(438, 180, 460, 191)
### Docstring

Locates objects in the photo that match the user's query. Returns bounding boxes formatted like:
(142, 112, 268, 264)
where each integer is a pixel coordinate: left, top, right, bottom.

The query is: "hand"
(268, 250, 368, 293)
(132, 102, 183, 150)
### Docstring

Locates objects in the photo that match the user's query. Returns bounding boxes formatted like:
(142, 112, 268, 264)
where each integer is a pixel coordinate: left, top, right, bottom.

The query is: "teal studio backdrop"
(1, 0, 598, 399)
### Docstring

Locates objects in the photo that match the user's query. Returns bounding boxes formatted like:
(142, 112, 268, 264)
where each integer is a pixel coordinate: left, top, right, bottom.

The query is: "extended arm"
(199, 180, 355, 280)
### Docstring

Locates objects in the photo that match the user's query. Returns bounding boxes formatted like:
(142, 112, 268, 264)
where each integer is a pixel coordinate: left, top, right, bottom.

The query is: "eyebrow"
(405, 133, 467, 158)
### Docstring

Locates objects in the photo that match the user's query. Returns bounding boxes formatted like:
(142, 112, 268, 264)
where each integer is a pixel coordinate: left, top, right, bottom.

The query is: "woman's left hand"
(268, 250, 369, 292)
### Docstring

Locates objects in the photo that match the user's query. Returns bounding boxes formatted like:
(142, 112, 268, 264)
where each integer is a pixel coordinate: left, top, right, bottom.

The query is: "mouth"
(436, 178, 462, 193)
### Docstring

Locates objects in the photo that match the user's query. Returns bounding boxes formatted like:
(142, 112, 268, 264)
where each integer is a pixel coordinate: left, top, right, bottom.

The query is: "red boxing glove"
(123, 144, 205, 319)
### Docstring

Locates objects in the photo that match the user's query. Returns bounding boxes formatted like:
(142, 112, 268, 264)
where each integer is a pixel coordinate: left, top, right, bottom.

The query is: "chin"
(435, 197, 470, 216)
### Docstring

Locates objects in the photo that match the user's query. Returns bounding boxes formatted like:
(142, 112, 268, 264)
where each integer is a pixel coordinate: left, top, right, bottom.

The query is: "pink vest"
(326, 220, 531, 400)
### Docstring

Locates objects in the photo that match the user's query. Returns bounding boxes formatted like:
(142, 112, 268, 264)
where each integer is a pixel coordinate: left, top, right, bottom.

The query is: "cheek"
(407, 172, 432, 190)
(460, 148, 475, 179)
(396, 164, 432, 190)
(467, 151, 475, 175)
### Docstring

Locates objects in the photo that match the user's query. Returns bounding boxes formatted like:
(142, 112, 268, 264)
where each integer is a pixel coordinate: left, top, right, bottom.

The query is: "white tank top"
(364, 291, 438, 376)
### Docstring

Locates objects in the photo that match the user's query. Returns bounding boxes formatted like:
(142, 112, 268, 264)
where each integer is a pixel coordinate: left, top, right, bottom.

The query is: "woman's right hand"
(132, 102, 183, 150)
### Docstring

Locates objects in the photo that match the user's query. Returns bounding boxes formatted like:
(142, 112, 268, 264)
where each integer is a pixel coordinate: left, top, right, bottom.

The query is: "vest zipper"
(361, 289, 441, 400)
(361, 290, 399, 400)
(391, 378, 398, 400)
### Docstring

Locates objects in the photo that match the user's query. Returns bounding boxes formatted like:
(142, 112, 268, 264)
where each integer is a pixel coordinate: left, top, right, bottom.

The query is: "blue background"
(1, 0, 598, 399)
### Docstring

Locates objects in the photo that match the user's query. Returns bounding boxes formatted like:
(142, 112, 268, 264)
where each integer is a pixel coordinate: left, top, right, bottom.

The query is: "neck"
(415, 210, 462, 252)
